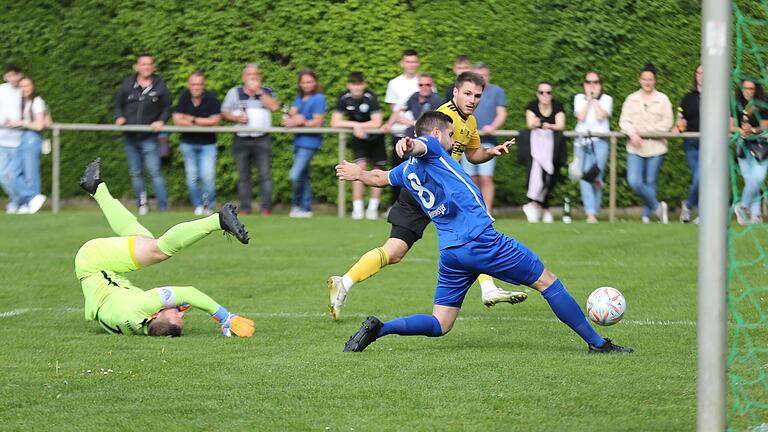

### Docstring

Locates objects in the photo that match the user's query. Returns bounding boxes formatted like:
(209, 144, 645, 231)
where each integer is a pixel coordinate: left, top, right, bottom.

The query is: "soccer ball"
(586, 287, 626, 326)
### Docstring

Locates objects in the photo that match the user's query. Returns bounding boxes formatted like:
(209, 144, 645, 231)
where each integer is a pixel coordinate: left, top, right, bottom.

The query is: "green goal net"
(728, 2, 768, 430)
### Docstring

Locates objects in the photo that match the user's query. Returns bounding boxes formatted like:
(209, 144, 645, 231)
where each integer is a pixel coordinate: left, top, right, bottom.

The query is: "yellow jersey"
(437, 100, 481, 161)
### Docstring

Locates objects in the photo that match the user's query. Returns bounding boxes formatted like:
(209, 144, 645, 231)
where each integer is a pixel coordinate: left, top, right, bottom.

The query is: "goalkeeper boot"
(80, 157, 103, 195)
(343, 316, 383, 352)
(219, 202, 249, 244)
(588, 338, 634, 354)
(327, 276, 349, 321)
(482, 288, 528, 307)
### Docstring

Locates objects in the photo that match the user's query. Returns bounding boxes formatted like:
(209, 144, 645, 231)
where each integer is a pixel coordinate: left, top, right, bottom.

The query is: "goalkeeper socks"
(93, 183, 154, 238)
(478, 274, 497, 296)
(541, 279, 605, 347)
(346, 247, 389, 285)
(211, 305, 231, 322)
(377, 314, 443, 338)
(157, 214, 220, 257)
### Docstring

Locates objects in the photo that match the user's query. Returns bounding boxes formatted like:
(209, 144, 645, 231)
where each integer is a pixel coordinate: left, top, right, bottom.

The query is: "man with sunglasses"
(327, 72, 524, 321)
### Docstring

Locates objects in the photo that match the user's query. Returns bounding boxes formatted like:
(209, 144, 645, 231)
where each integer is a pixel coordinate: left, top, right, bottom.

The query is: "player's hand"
(220, 313, 255, 337)
(488, 139, 512, 157)
(395, 136, 414, 158)
(335, 160, 362, 181)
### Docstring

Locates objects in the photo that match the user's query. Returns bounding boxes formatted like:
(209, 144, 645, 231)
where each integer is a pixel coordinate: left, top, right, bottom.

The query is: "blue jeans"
(10, 131, 43, 206)
(578, 139, 609, 216)
(683, 139, 700, 209)
(626, 153, 666, 218)
(123, 134, 168, 210)
(180, 142, 217, 209)
(289, 146, 317, 211)
(0, 146, 18, 205)
(737, 157, 768, 216)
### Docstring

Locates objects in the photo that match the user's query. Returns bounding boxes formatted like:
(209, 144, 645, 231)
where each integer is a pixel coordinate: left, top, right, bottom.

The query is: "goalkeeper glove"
(212, 306, 254, 337)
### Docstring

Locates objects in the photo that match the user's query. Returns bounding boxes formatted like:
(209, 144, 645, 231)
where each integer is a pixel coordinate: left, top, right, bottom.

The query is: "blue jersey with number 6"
(387, 135, 494, 250)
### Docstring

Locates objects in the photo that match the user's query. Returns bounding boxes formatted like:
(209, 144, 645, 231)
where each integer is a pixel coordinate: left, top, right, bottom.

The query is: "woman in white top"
(7, 76, 50, 213)
(573, 71, 612, 223)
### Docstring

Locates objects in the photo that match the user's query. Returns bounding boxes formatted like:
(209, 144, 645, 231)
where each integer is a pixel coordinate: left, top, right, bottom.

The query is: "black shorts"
(387, 189, 431, 248)
(351, 136, 387, 166)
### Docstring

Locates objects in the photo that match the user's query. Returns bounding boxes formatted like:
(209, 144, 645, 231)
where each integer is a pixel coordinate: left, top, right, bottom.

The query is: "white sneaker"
(26, 194, 47, 214)
(138, 204, 149, 216)
(642, 216, 650, 224)
(522, 203, 541, 223)
(680, 201, 691, 223)
(351, 208, 364, 220)
(6, 202, 18, 214)
(290, 209, 313, 218)
(17, 204, 30, 214)
(327, 276, 349, 321)
(365, 207, 379, 220)
(734, 203, 749, 225)
(194, 205, 204, 216)
(655, 201, 669, 224)
(542, 210, 554, 224)
(482, 288, 528, 307)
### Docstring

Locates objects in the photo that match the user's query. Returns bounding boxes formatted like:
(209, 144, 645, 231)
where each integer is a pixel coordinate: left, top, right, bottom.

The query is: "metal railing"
(44, 123, 701, 220)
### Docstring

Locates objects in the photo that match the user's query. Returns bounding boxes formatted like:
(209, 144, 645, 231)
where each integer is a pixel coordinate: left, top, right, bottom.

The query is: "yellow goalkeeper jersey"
(437, 100, 481, 161)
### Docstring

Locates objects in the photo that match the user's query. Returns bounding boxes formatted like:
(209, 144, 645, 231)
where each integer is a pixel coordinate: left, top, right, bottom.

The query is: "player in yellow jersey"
(327, 71, 525, 320)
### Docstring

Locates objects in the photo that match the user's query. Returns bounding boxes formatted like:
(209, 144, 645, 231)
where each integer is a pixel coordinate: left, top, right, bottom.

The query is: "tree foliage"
(1, 0, 749, 209)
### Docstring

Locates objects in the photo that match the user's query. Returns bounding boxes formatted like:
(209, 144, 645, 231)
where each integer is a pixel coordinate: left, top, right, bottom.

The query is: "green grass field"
(0, 212, 708, 430)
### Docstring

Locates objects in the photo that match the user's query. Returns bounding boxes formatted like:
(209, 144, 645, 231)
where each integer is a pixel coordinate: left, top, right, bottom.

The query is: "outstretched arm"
(465, 139, 514, 164)
(335, 160, 390, 187)
(142, 286, 254, 337)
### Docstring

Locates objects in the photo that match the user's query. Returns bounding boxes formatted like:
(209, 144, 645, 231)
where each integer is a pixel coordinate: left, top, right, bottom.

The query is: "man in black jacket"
(114, 54, 171, 214)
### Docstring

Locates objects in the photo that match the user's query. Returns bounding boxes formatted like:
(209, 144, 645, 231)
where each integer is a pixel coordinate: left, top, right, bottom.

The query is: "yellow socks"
(345, 247, 390, 286)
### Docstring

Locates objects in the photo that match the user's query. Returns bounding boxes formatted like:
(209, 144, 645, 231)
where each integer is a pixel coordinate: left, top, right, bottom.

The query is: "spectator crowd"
(1, 52, 766, 224)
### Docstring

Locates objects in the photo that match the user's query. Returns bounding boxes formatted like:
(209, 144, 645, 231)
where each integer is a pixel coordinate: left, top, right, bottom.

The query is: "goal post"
(697, 0, 732, 431)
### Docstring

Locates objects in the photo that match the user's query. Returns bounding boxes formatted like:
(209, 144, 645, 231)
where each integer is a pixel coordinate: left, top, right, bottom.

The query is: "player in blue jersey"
(335, 111, 633, 354)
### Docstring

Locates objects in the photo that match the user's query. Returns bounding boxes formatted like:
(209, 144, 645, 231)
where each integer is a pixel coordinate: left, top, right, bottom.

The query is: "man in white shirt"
(381, 49, 420, 216)
(221, 63, 280, 215)
(0, 64, 23, 213)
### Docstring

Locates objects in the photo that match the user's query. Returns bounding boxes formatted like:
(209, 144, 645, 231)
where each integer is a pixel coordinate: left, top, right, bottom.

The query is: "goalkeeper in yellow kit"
(74, 158, 254, 337)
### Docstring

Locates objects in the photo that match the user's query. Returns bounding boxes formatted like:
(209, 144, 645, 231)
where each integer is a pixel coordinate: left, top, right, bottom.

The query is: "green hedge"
(0, 0, 757, 210)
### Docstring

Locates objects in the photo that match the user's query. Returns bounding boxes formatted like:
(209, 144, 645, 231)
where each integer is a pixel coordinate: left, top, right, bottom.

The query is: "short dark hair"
(455, 71, 485, 90)
(189, 70, 205, 79)
(402, 49, 418, 58)
(641, 62, 657, 77)
(148, 318, 182, 337)
(4, 64, 22, 74)
(347, 71, 365, 83)
(419, 73, 433, 81)
(136, 53, 154, 62)
(415, 111, 453, 137)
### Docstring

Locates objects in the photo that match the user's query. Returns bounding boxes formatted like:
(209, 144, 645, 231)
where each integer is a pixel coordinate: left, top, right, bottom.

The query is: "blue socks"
(541, 279, 605, 347)
(377, 314, 443, 338)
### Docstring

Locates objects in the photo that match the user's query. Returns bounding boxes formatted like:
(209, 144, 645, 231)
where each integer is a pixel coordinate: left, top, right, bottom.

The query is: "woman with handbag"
(520, 82, 567, 223)
(6, 76, 49, 214)
(574, 71, 612, 223)
(731, 77, 767, 225)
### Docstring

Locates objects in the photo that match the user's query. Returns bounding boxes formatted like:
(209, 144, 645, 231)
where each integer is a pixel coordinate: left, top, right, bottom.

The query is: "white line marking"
(0, 307, 696, 327)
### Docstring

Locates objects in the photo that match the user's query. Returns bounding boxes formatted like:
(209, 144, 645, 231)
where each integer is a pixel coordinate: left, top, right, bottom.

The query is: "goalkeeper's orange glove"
(219, 313, 255, 337)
